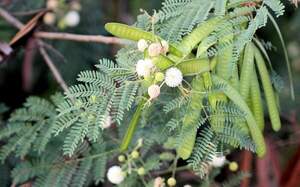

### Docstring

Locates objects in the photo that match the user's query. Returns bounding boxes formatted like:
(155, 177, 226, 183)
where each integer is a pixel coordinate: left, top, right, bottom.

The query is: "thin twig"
(0, 7, 23, 29)
(12, 8, 48, 16)
(35, 31, 125, 45)
(38, 41, 69, 93)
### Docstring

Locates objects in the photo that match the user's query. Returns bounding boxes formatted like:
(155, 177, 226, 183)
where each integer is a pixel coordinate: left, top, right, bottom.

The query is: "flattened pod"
(254, 46, 281, 131)
(250, 69, 265, 131)
(212, 75, 266, 157)
(176, 58, 211, 76)
(105, 23, 183, 57)
(177, 75, 204, 160)
(120, 100, 145, 151)
(152, 55, 175, 71)
(216, 23, 234, 80)
(239, 43, 255, 100)
(179, 17, 222, 55)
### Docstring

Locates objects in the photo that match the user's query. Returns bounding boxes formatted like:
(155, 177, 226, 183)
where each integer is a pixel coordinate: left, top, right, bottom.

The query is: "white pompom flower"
(107, 166, 125, 184)
(148, 85, 160, 99)
(64, 11, 80, 27)
(137, 39, 148, 52)
(165, 67, 183, 87)
(210, 155, 226, 167)
(148, 42, 163, 57)
(101, 115, 112, 129)
(136, 59, 154, 77)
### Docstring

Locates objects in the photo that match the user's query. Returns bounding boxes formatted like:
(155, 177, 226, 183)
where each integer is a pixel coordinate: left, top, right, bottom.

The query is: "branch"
(38, 41, 69, 93)
(0, 7, 23, 29)
(35, 31, 124, 45)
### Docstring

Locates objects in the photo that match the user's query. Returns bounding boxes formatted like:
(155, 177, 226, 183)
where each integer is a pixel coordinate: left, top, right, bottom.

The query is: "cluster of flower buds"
(107, 140, 145, 184)
(43, 0, 81, 28)
(136, 39, 183, 100)
(137, 39, 169, 56)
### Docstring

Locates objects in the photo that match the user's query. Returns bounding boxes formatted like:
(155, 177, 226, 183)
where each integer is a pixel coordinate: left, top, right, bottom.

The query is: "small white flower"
(137, 39, 148, 52)
(47, 0, 59, 9)
(165, 67, 183, 87)
(43, 12, 56, 25)
(184, 185, 192, 187)
(148, 42, 163, 57)
(148, 85, 160, 99)
(64, 11, 80, 27)
(154, 177, 165, 187)
(210, 155, 226, 167)
(101, 115, 112, 129)
(136, 59, 154, 77)
(161, 40, 169, 54)
(107, 166, 125, 184)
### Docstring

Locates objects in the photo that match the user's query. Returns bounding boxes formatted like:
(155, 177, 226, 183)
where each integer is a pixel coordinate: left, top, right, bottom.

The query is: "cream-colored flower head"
(47, 0, 59, 9)
(210, 155, 226, 167)
(148, 42, 163, 57)
(148, 85, 160, 99)
(165, 67, 183, 87)
(136, 59, 154, 77)
(64, 11, 80, 27)
(101, 115, 112, 129)
(107, 166, 125, 184)
(137, 39, 149, 52)
(43, 13, 56, 25)
(154, 177, 165, 187)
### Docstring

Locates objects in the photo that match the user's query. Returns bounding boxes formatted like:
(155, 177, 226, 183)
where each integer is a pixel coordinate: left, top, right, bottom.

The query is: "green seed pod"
(176, 58, 211, 76)
(177, 75, 204, 160)
(212, 75, 266, 157)
(254, 46, 281, 131)
(179, 17, 223, 55)
(250, 69, 265, 131)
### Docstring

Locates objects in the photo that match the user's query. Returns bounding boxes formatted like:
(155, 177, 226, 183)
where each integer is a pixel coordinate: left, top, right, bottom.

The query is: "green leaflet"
(105, 23, 183, 57)
(178, 17, 223, 55)
(254, 46, 281, 132)
(250, 69, 265, 131)
(212, 75, 266, 157)
(120, 99, 146, 152)
(176, 58, 211, 76)
(177, 75, 204, 160)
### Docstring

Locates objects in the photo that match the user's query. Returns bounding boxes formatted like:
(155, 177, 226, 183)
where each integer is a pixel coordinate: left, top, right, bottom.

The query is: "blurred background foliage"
(0, 0, 300, 186)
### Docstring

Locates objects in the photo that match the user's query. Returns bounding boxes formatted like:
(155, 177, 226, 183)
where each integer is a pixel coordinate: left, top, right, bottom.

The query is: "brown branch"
(35, 32, 124, 45)
(0, 7, 23, 29)
(38, 41, 69, 93)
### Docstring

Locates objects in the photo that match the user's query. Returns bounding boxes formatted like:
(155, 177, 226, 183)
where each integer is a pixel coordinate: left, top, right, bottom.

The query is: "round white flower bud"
(137, 39, 148, 52)
(148, 42, 163, 57)
(43, 12, 56, 25)
(165, 67, 183, 87)
(107, 166, 125, 184)
(148, 85, 160, 99)
(154, 177, 165, 187)
(136, 59, 154, 77)
(64, 11, 80, 27)
(161, 40, 169, 54)
(47, 0, 59, 9)
(101, 115, 112, 129)
(210, 155, 226, 167)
